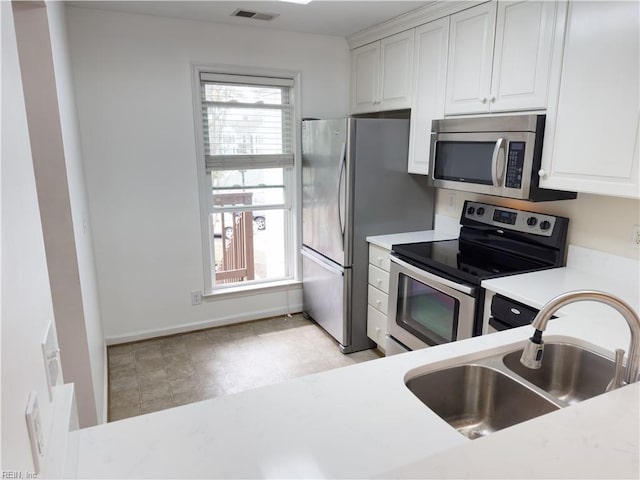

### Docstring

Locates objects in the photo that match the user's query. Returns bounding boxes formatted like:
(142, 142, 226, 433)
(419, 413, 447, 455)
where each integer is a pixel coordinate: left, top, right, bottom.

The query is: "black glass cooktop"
(392, 239, 549, 286)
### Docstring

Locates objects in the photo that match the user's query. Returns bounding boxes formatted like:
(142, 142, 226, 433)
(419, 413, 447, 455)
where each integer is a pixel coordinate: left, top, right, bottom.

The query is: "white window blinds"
(200, 72, 294, 171)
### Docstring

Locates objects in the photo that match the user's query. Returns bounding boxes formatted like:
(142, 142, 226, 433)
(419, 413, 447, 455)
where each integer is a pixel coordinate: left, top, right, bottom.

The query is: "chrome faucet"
(520, 290, 640, 388)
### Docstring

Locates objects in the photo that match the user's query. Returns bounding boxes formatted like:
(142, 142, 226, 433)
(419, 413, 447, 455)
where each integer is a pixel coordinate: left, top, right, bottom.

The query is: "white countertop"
(482, 246, 640, 341)
(73, 311, 639, 479)
(366, 214, 460, 250)
(70, 241, 639, 479)
(366, 229, 458, 250)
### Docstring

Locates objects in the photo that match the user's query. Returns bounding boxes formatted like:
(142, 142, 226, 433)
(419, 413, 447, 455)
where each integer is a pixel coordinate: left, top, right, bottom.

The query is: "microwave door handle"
(491, 138, 506, 187)
(430, 137, 439, 179)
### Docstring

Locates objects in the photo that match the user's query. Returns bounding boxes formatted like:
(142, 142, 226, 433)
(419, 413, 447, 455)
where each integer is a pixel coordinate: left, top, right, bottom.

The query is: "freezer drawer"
(301, 248, 350, 347)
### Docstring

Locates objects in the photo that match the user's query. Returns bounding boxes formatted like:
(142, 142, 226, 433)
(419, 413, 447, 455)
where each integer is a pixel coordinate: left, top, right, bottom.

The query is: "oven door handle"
(390, 256, 476, 296)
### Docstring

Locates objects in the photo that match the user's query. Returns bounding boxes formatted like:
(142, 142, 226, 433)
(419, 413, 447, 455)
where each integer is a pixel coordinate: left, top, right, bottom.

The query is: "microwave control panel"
(505, 142, 525, 188)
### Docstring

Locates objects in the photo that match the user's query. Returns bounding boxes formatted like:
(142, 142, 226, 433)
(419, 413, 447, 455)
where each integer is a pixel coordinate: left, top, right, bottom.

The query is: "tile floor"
(108, 314, 382, 421)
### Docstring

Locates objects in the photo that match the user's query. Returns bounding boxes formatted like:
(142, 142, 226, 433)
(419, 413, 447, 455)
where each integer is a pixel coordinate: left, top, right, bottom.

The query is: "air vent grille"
(231, 9, 280, 21)
(234, 10, 255, 18)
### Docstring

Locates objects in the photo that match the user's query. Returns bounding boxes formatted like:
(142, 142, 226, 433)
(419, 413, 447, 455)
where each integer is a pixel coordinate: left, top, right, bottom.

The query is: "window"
(196, 71, 296, 291)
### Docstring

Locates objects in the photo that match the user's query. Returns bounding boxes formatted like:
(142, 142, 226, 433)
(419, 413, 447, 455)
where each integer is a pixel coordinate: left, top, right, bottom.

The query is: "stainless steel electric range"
(387, 200, 569, 353)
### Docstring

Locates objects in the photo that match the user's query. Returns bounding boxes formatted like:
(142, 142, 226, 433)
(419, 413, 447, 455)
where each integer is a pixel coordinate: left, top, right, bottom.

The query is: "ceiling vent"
(231, 9, 280, 22)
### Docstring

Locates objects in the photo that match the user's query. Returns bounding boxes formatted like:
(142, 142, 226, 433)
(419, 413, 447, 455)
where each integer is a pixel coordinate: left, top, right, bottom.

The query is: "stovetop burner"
(392, 201, 570, 285)
(393, 239, 549, 285)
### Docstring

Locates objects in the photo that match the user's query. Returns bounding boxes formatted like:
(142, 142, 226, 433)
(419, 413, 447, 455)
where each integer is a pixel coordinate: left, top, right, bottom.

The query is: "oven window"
(434, 141, 495, 185)
(395, 273, 460, 345)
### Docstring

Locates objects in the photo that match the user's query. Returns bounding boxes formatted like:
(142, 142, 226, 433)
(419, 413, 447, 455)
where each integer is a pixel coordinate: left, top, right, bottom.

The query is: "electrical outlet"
(25, 392, 44, 474)
(447, 192, 456, 208)
(633, 225, 640, 248)
(191, 290, 202, 306)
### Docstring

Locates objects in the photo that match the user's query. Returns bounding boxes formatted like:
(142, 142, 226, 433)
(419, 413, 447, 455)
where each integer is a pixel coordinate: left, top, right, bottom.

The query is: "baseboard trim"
(105, 303, 303, 345)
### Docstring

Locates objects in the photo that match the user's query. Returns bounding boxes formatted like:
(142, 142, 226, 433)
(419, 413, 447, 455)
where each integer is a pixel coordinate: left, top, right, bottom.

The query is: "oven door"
(387, 255, 476, 351)
(430, 131, 535, 199)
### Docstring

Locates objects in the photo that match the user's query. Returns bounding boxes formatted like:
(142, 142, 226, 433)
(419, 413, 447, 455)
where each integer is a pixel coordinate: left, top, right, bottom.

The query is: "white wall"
(435, 189, 640, 260)
(46, 2, 106, 424)
(65, 6, 351, 341)
(1, 1, 58, 471)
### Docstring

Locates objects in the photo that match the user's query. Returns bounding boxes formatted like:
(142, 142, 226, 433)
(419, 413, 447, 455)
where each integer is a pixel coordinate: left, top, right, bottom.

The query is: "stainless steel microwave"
(429, 114, 576, 202)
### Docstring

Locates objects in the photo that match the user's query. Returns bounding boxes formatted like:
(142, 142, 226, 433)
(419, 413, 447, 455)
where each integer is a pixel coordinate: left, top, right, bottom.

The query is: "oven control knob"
(467, 206, 476, 215)
(539, 220, 551, 231)
(476, 207, 485, 216)
(527, 216, 538, 227)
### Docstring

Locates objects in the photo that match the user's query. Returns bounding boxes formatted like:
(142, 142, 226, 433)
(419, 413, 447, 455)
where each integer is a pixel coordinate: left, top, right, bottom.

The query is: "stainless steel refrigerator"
(301, 118, 435, 353)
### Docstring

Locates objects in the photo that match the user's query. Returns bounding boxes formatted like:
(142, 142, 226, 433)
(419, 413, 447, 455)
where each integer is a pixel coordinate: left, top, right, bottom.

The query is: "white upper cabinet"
(445, 2, 496, 115)
(540, 1, 639, 199)
(491, 1, 556, 111)
(445, 1, 558, 115)
(351, 42, 380, 114)
(408, 17, 450, 175)
(379, 31, 415, 110)
(351, 30, 414, 114)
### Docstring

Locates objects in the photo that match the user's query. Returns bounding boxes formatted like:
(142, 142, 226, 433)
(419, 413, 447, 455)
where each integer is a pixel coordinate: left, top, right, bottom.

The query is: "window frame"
(192, 64, 302, 295)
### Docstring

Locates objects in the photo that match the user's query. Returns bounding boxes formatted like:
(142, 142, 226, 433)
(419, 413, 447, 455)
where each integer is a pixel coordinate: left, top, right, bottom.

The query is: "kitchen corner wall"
(10, 1, 106, 428)
(2, 2, 61, 471)
(65, 6, 351, 341)
(435, 189, 640, 260)
(46, 1, 106, 426)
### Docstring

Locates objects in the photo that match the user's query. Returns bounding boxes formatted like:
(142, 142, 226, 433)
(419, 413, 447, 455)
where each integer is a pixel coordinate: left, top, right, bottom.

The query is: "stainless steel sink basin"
(405, 364, 559, 439)
(502, 343, 616, 404)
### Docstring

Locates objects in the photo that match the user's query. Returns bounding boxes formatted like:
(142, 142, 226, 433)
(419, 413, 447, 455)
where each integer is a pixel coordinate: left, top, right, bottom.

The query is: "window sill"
(203, 279, 302, 301)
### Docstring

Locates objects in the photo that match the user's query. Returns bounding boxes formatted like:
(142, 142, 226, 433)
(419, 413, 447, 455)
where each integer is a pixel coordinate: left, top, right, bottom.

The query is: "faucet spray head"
(520, 329, 545, 369)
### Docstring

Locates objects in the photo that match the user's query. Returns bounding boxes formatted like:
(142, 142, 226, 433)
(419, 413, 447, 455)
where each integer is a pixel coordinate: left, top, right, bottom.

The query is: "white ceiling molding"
(347, 0, 490, 49)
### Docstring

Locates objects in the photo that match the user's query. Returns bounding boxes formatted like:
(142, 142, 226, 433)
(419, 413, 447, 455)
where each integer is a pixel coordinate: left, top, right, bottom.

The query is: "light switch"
(25, 392, 44, 474)
(41, 321, 61, 401)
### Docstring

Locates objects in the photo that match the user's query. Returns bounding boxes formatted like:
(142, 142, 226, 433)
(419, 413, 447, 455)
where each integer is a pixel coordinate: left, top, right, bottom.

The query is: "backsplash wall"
(435, 189, 640, 260)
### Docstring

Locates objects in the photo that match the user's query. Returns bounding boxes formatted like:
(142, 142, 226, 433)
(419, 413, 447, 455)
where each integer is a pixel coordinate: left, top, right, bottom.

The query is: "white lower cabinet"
(366, 305, 387, 348)
(366, 243, 392, 352)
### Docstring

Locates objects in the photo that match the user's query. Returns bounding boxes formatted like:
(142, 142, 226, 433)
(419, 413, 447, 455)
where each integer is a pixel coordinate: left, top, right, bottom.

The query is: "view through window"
(199, 73, 294, 288)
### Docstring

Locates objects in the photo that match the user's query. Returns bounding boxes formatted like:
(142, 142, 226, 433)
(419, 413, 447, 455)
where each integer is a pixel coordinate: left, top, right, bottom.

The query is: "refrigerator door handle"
(301, 247, 344, 275)
(337, 142, 347, 240)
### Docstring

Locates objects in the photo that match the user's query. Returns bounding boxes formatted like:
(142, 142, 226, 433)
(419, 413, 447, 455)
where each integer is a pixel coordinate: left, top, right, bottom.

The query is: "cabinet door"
(351, 42, 380, 114)
(408, 18, 450, 175)
(490, 1, 556, 112)
(379, 30, 414, 111)
(445, 2, 497, 115)
(540, 1, 639, 198)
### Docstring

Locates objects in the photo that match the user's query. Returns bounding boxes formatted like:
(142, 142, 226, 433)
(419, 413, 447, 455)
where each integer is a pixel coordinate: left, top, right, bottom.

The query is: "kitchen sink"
(502, 343, 616, 404)
(405, 341, 618, 439)
(405, 364, 559, 439)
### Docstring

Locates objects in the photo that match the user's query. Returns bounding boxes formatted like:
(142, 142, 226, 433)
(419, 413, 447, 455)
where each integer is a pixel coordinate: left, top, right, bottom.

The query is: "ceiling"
(68, 1, 434, 37)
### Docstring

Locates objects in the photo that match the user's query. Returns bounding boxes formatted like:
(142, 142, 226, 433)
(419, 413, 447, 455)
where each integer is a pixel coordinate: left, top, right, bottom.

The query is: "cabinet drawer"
(368, 264, 390, 293)
(369, 244, 391, 272)
(367, 305, 387, 350)
(368, 284, 389, 315)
